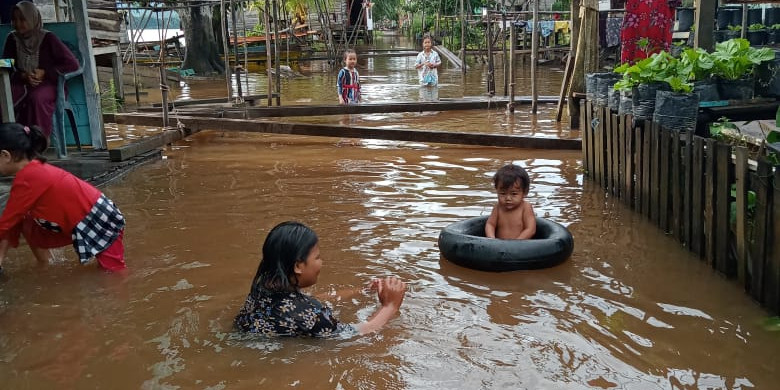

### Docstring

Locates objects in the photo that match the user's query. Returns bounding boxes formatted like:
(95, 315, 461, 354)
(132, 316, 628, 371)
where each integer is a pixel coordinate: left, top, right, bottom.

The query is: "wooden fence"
(580, 100, 780, 315)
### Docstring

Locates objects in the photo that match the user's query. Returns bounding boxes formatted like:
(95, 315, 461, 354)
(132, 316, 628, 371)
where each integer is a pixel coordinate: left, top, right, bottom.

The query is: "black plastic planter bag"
(585, 73, 600, 101)
(596, 74, 620, 107)
(618, 90, 633, 115)
(693, 80, 720, 102)
(608, 88, 621, 112)
(632, 82, 666, 120)
(718, 77, 754, 101)
(756, 49, 780, 97)
(652, 90, 699, 132)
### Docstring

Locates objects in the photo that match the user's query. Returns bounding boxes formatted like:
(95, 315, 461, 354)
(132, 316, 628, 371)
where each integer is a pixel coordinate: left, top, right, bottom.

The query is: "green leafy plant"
(728, 25, 742, 32)
(613, 51, 693, 93)
(679, 47, 715, 81)
(749, 23, 765, 31)
(711, 38, 775, 80)
(772, 24, 780, 30)
(709, 117, 737, 140)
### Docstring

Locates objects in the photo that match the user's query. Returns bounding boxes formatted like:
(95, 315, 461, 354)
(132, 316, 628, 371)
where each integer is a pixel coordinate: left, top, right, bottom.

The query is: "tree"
(178, 4, 224, 75)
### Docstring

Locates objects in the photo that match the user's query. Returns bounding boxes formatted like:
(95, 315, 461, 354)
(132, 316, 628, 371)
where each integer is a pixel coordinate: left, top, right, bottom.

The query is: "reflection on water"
(0, 133, 777, 389)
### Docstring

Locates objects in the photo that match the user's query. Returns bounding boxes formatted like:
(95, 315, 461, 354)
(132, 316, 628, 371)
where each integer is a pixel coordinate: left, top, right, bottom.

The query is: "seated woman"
(2, 1, 79, 139)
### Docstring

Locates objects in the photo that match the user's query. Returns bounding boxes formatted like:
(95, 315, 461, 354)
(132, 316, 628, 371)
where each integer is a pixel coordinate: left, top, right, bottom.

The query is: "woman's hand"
(23, 69, 45, 87)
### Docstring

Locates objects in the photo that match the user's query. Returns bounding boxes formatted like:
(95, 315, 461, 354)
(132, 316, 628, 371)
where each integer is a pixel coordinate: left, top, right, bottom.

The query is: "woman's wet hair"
(493, 164, 530, 194)
(0, 123, 48, 162)
(251, 221, 319, 291)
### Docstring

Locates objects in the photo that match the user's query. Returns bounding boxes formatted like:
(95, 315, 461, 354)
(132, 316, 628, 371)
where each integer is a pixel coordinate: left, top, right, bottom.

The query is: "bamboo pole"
(265, 0, 273, 106)
(273, 0, 281, 106)
(460, 0, 466, 75)
(230, 1, 243, 100)
(221, 0, 233, 102)
(507, 22, 516, 113)
(531, 0, 539, 113)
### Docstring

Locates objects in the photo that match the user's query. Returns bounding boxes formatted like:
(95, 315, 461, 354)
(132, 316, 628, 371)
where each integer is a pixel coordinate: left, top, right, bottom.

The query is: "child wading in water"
(485, 164, 536, 239)
(234, 221, 406, 337)
(0, 123, 126, 273)
(414, 34, 441, 102)
(337, 49, 361, 105)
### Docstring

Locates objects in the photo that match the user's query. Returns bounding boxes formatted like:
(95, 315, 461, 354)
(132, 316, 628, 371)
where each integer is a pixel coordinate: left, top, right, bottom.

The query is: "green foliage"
(712, 38, 775, 80)
(764, 316, 780, 331)
(709, 117, 737, 140)
(749, 23, 765, 31)
(101, 79, 122, 114)
(551, 0, 570, 12)
(728, 25, 742, 32)
(772, 24, 780, 30)
(679, 47, 715, 81)
(613, 51, 692, 93)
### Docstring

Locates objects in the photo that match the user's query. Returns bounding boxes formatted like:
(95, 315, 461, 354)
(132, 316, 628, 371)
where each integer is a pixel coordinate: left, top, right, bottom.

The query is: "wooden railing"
(580, 100, 780, 315)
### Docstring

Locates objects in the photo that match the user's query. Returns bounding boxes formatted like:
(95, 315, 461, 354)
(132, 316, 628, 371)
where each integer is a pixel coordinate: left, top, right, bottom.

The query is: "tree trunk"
(179, 5, 224, 75)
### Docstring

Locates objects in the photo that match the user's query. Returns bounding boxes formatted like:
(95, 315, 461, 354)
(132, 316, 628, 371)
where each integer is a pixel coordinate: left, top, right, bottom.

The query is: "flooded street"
(0, 36, 777, 389)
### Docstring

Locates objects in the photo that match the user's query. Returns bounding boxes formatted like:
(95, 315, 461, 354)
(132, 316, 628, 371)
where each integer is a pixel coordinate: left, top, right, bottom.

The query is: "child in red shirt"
(0, 123, 126, 273)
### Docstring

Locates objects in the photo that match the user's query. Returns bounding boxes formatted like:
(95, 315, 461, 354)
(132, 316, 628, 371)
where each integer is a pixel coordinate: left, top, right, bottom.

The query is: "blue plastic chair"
(51, 42, 83, 158)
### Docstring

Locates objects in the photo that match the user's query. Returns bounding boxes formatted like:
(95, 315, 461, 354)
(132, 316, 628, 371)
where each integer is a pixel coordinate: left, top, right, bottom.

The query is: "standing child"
(337, 49, 361, 105)
(0, 123, 126, 273)
(485, 164, 536, 240)
(234, 221, 406, 337)
(414, 34, 441, 102)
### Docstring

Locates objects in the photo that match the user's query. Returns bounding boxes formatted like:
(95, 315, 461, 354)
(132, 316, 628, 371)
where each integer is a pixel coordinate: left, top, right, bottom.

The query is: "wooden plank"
(625, 115, 635, 208)
(581, 99, 589, 176)
(150, 94, 279, 108)
(683, 131, 693, 249)
(767, 167, 780, 313)
(108, 127, 198, 162)
(659, 128, 670, 232)
(113, 113, 582, 150)
(734, 147, 749, 286)
(613, 113, 621, 197)
(691, 137, 705, 257)
(672, 130, 682, 241)
(605, 108, 613, 191)
(704, 138, 717, 266)
(650, 122, 661, 225)
(594, 104, 602, 187)
(641, 121, 652, 217)
(556, 55, 575, 122)
(750, 159, 772, 301)
(715, 143, 732, 276)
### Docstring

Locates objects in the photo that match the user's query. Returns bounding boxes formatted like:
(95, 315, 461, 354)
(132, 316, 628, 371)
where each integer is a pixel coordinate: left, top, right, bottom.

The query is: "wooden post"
(265, 0, 273, 106)
(683, 131, 693, 248)
(660, 128, 670, 231)
(566, 0, 598, 128)
(230, 1, 243, 99)
(220, 0, 233, 103)
(691, 136, 705, 257)
(460, 0, 466, 75)
(531, 0, 539, 113)
(71, 0, 105, 148)
(693, 0, 715, 51)
(273, 0, 281, 106)
(768, 168, 780, 312)
(715, 143, 732, 276)
(735, 147, 749, 286)
(502, 12, 508, 96)
(704, 138, 716, 266)
(671, 130, 681, 239)
(641, 121, 652, 218)
(750, 159, 772, 301)
(508, 24, 516, 113)
(486, 12, 495, 96)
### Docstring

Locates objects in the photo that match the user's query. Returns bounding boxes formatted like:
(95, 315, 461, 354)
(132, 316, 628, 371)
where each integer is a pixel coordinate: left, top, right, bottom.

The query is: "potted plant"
(711, 38, 776, 100)
(652, 56, 699, 132)
(679, 47, 719, 102)
(769, 24, 780, 44)
(676, 1, 695, 32)
(613, 51, 675, 120)
(724, 24, 742, 41)
(747, 23, 768, 46)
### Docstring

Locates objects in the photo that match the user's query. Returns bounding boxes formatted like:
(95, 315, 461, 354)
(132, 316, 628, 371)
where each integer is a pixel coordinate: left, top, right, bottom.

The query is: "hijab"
(12, 1, 47, 73)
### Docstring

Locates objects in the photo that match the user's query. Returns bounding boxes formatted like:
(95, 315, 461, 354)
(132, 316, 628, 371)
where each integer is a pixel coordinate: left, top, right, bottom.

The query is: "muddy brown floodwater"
(0, 36, 778, 389)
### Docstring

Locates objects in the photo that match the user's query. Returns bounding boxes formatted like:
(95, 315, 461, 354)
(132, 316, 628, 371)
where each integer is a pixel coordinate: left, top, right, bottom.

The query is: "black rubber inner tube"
(438, 216, 574, 272)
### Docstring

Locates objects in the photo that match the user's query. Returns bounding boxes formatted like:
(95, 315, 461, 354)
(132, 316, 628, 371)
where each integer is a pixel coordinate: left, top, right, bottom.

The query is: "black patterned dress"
(234, 285, 357, 337)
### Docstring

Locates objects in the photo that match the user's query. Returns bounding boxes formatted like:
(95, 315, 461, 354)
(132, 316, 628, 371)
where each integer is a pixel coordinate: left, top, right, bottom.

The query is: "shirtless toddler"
(485, 164, 537, 240)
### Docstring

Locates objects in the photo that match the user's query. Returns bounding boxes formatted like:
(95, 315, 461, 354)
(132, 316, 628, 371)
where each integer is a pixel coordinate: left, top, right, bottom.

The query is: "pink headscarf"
(12, 1, 47, 73)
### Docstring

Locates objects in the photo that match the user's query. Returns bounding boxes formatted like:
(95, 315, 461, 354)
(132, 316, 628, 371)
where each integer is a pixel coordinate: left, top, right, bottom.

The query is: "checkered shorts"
(72, 194, 125, 264)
